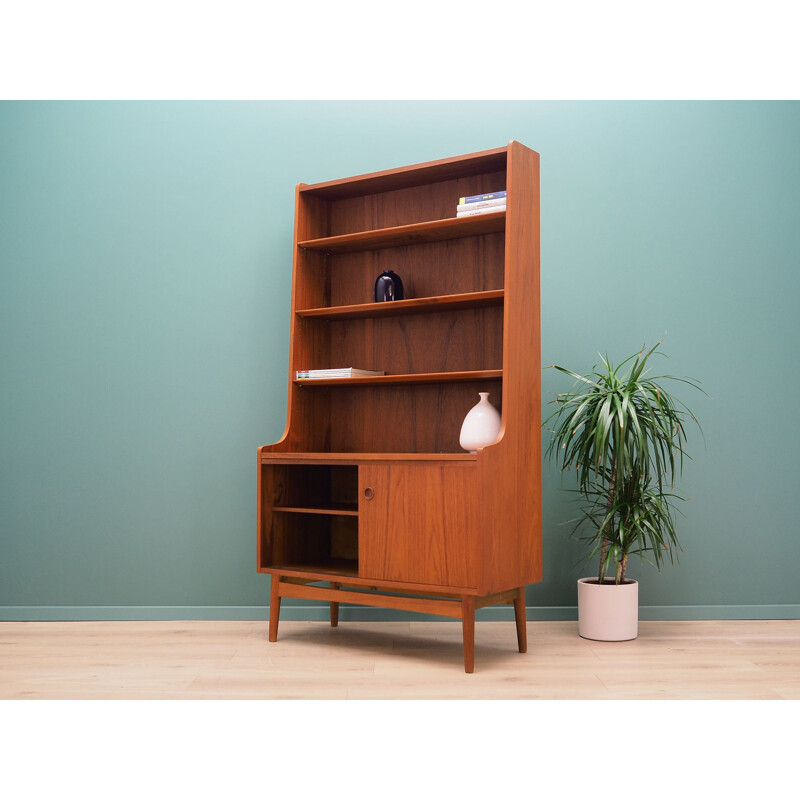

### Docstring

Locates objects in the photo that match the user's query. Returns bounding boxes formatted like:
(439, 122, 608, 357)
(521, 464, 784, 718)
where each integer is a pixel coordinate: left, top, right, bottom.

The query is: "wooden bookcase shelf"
(273, 504, 359, 517)
(297, 211, 505, 254)
(271, 560, 360, 578)
(296, 289, 504, 320)
(257, 142, 541, 672)
(294, 369, 502, 387)
(260, 452, 477, 464)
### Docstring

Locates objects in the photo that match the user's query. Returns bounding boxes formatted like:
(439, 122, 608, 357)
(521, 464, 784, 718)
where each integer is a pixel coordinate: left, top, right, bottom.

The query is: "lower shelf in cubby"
(273, 504, 358, 516)
(269, 559, 360, 578)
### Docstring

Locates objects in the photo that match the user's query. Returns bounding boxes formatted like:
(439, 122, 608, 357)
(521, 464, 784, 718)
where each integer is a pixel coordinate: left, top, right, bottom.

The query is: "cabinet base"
(268, 575, 527, 673)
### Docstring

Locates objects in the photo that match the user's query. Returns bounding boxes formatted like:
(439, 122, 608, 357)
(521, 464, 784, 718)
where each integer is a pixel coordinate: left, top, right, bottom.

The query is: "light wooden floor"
(1, 619, 798, 699)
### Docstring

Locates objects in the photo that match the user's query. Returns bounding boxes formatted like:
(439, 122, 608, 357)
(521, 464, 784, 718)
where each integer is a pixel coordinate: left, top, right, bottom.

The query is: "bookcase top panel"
(299, 145, 510, 200)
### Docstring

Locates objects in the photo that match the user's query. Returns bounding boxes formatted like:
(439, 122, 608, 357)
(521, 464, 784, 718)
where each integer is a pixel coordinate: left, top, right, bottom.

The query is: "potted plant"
(544, 339, 702, 641)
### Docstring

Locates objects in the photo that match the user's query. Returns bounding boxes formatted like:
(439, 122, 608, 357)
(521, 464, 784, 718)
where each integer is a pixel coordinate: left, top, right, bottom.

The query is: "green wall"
(2, 101, 798, 620)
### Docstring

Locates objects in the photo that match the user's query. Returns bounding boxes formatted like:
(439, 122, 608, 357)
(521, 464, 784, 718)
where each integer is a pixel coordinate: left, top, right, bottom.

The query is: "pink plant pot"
(577, 577, 639, 641)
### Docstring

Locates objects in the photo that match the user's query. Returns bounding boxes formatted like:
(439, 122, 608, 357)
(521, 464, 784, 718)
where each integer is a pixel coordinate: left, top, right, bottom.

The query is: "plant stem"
(598, 538, 610, 583)
(616, 554, 628, 584)
(598, 452, 617, 583)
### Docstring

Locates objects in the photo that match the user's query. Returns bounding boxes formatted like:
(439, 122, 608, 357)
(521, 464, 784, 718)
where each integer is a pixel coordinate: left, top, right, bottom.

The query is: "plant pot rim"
(577, 577, 638, 587)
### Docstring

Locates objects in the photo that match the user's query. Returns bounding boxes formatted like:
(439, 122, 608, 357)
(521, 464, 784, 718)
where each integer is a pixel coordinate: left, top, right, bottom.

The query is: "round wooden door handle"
(364, 487, 374, 500)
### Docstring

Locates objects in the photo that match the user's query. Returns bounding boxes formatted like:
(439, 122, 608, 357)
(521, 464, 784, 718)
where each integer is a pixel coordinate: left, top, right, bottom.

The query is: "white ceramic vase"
(459, 392, 501, 453)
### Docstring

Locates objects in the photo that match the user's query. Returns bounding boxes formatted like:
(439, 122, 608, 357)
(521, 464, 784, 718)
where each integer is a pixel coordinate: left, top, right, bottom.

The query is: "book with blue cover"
(458, 190, 507, 205)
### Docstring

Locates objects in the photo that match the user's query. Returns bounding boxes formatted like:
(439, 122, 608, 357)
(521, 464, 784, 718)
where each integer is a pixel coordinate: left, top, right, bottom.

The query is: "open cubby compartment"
(294, 228, 506, 314)
(267, 514, 359, 576)
(326, 232, 505, 307)
(259, 464, 359, 573)
(263, 463, 358, 512)
(326, 379, 503, 454)
(298, 149, 508, 237)
(309, 304, 504, 375)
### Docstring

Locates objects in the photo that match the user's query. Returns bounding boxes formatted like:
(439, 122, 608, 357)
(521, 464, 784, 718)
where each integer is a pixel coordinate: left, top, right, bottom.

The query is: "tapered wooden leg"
(461, 596, 475, 673)
(330, 582, 340, 627)
(514, 586, 527, 653)
(269, 576, 281, 642)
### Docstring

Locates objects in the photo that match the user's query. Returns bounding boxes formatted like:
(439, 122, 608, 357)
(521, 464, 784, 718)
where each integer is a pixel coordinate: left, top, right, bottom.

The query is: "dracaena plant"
(544, 339, 702, 584)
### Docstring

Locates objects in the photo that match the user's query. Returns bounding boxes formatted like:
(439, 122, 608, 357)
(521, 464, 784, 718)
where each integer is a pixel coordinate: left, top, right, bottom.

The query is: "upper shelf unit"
(275, 144, 515, 455)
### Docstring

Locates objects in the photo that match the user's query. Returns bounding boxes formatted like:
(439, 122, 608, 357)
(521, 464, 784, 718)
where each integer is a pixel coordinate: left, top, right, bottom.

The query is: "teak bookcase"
(257, 142, 541, 672)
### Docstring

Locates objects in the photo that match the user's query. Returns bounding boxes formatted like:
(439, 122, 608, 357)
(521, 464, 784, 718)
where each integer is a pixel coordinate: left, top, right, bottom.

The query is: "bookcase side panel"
(479, 142, 542, 593)
(298, 191, 331, 239)
(269, 188, 332, 453)
(258, 464, 287, 569)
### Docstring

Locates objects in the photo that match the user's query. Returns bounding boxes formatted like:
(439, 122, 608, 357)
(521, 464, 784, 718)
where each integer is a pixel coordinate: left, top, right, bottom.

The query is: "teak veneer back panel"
(323, 307, 503, 374)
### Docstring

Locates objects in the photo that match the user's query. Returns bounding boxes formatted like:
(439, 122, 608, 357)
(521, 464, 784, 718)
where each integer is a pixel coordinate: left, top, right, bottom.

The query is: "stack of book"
(296, 367, 385, 380)
(456, 190, 507, 217)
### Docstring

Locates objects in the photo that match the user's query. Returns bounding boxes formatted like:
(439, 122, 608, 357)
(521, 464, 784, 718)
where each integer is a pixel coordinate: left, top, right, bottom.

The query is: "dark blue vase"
(374, 270, 404, 302)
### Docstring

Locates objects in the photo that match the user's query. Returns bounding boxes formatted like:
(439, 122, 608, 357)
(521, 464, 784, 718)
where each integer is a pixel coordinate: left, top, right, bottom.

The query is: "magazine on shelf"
(456, 197, 507, 213)
(296, 368, 385, 379)
(456, 204, 506, 218)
